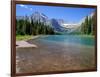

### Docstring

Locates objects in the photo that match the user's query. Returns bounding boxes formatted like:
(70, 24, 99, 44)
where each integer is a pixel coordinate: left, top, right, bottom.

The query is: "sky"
(16, 4, 95, 24)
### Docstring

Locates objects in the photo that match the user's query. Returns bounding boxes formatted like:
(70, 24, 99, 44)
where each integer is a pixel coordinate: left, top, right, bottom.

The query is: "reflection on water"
(16, 35, 96, 73)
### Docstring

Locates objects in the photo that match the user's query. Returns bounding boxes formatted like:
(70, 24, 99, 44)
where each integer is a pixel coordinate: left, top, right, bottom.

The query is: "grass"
(16, 34, 94, 41)
(75, 34, 95, 38)
(16, 35, 33, 41)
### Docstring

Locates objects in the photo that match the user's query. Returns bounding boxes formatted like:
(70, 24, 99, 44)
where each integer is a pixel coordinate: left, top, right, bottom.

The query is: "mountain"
(30, 11, 48, 23)
(16, 11, 66, 32)
(30, 12, 66, 32)
(57, 19, 65, 26)
(50, 19, 65, 32)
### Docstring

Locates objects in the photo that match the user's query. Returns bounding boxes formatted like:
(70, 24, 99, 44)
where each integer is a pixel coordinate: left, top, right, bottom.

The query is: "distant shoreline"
(16, 34, 94, 41)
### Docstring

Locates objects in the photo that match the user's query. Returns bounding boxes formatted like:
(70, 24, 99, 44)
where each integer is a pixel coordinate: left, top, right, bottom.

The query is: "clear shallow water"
(16, 35, 96, 73)
(37, 35, 95, 46)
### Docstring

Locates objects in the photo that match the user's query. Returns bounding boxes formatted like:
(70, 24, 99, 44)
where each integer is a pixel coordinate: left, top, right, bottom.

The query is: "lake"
(16, 35, 96, 73)
(36, 35, 95, 46)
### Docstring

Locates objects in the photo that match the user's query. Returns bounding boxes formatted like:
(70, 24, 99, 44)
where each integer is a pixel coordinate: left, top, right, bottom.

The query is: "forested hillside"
(16, 18, 55, 35)
(80, 11, 96, 35)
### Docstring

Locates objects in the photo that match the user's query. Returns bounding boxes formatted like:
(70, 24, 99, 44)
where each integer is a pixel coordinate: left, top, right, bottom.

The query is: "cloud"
(19, 4, 32, 11)
(19, 4, 27, 8)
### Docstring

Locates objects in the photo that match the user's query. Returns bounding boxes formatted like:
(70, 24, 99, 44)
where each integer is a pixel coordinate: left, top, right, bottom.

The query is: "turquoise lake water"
(37, 35, 95, 46)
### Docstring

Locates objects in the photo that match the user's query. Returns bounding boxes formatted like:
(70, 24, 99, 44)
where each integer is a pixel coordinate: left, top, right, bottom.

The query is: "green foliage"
(80, 11, 96, 35)
(16, 18, 55, 35)
(16, 35, 33, 41)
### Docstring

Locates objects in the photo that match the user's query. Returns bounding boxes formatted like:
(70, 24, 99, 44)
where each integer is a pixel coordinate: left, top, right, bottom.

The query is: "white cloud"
(19, 4, 32, 11)
(19, 4, 26, 8)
